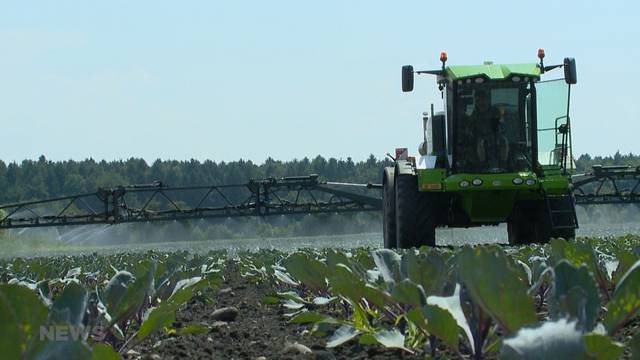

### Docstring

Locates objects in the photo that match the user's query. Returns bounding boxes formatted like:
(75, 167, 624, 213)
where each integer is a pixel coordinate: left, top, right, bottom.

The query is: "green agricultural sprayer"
(0, 50, 638, 247)
(384, 50, 581, 248)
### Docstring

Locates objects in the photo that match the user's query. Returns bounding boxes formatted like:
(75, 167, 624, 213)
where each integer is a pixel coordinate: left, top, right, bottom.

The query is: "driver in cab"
(466, 89, 509, 169)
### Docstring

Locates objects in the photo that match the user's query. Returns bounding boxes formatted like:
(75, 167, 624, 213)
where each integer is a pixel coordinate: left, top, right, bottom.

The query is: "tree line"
(0, 152, 637, 244)
(0, 155, 391, 204)
(0, 152, 637, 204)
(0, 155, 392, 243)
(574, 152, 640, 173)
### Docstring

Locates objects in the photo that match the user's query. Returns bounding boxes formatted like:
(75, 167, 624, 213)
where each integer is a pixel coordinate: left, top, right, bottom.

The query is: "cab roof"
(445, 63, 541, 81)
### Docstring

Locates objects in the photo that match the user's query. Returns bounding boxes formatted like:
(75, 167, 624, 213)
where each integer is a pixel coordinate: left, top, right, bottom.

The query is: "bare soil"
(133, 262, 426, 360)
(132, 261, 639, 359)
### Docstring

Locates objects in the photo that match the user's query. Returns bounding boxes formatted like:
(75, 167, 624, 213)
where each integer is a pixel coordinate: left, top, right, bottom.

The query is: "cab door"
(535, 79, 573, 172)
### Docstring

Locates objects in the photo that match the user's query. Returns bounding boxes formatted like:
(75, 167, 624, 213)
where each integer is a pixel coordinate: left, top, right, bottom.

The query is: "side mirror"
(564, 58, 577, 84)
(418, 141, 428, 156)
(402, 65, 414, 92)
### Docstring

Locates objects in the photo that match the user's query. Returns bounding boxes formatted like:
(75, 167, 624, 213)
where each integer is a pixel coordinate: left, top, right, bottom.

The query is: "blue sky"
(1, 1, 638, 163)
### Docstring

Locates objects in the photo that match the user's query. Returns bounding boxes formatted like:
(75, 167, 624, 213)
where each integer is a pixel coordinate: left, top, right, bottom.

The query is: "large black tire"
(382, 167, 396, 249)
(508, 203, 575, 245)
(507, 219, 536, 245)
(416, 192, 437, 247)
(507, 205, 537, 245)
(395, 173, 420, 249)
(394, 173, 437, 248)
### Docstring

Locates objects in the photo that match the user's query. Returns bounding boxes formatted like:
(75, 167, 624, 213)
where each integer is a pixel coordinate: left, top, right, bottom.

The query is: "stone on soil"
(218, 287, 233, 295)
(211, 306, 239, 322)
(283, 342, 313, 355)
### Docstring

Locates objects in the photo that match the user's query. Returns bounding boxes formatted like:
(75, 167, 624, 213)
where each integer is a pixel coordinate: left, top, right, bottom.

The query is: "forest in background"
(0, 152, 638, 203)
(0, 155, 391, 204)
(0, 152, 637, 245)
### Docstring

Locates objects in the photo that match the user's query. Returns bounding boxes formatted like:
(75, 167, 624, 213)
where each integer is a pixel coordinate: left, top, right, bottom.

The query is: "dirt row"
(133, 262, 423, 359)
(131, 261, 639, 359)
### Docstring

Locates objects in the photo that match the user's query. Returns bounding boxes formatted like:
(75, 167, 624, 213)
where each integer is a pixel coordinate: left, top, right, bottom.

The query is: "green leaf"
(406, 305, 459, 350)
(262, 296, 279, 305)
(203, 269, 223, 288)
(527, 265, 552, 297)
(91, 343, 120, 360)
(349, 299, 370, 331)
(373, 329, 407, 350)
(49, 281, 88, 327)
(282, 299, 305, 309)
(326, 325, 361, 348)
(310, 321, 336, 337)
(391, 279, 427, 308)
(405, 308, 428, 329)
(167, 276, 206, 306)
(65, 267, 81, 278)
(277, 291, 308, 309)
(426, 284, 473, 353)
(583, 333, 624, 360)
(500, 319, 589, 360)
(110, 324, 125, 341)
(33, 341, 92, 360)
(325, 250, 354, 272)
(604, 259, 640, 335)
(331, 264, 395, 315)
(458, 246, 537, 334)
(550, 239, 591, 268)
(312, 296, 338, 306)
(372, 249, 402, 289)
(137, 304, 176, 341)
(613, 251, 639, 287)
(289, 312, 337, 324)
(36, 280, 51, 305)
(103, 271, 134, 313)
(529, 255, 550, 287)
(277, 291, 306, 304)
(352, 248, 376, 272)
(178, 324, 209, 335)
(273, 269, 299, 286)
(325, 249, 368, 279)
(284, 309, 305, 318)
(358, 333, 377, 345)
(328, 264, 366, 304)
(550, 260, 600, 331)
(362, 283, 394, 310)
(109, 261, 156, 324)
(516, 259, 533, 284)
(402, 250, 447, 296)
(0, 284, 48, 359)
(422, 304, 459, 349)
(282, 253, 329, 291)
(169, 276, 202, 298)
(550, 239, 610, 297)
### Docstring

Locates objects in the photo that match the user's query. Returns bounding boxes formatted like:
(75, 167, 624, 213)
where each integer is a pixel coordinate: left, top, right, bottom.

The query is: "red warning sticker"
(395, 148, 408, 160)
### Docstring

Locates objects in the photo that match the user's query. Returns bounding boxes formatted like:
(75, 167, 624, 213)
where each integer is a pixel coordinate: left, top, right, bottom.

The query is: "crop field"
(1, 233, 640, 359)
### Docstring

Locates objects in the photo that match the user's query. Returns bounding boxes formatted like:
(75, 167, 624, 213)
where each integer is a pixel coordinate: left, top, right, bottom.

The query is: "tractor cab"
(403, 50, 577, 177)
(448, 70, 535, 175)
